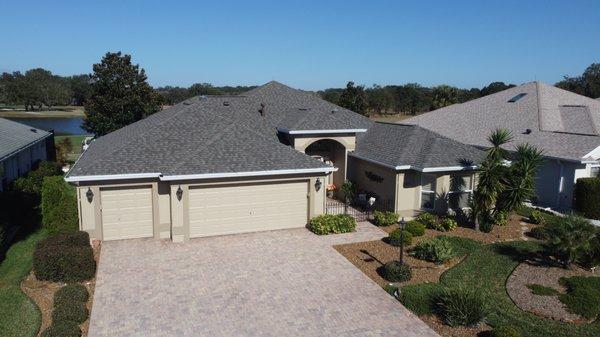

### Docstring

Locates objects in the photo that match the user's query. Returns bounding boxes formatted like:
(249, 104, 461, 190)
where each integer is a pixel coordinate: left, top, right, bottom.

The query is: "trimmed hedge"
(386, 229, 413, 247)
(41, 320, 81, 337)
(405, 220, 425, 236)
(33, 231, 96, 282)
(308, 214, 356, 235)
(41, 176, 78, 234)
(379, 261, 412, 282)
(373, 211, 398, 227)
(574, 177, 600, 220)
(54, 284, 89, 307)
(51, 302, 89, 324)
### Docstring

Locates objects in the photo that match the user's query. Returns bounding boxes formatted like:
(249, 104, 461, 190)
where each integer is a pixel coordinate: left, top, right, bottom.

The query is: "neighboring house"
(66, 82, 371, 242)
(0, 118, 53, 191)
(406, 82, 600, 211)
(348, 122, 485, 217)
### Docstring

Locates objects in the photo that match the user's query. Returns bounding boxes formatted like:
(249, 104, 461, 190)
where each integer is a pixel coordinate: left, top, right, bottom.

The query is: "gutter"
(277, 128, 367, 135)
(349, 153, 478, 172)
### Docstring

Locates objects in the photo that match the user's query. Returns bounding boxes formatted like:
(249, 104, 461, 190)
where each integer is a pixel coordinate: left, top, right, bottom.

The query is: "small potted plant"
(326, 183, 336, 198)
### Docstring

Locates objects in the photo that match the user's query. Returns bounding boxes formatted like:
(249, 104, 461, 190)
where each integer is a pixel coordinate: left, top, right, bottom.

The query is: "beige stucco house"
(66, 82, 370, 242)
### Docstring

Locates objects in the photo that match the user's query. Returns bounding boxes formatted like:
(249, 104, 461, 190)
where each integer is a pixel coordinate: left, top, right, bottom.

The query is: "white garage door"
(189, 181, 308, 238)
(100, 186, 154, 241)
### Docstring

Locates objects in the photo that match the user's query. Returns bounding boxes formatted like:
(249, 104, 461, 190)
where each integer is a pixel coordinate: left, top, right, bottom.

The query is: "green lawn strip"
(526, 284, 559, 296)
(401, 239, 600, 337)
(0, 229, 47, 337)
(558, 276, 600, 320)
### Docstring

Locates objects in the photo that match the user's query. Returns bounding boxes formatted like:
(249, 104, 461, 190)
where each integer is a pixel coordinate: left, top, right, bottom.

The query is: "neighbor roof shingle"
(0, 118, 51, 160)
(405, 82, 600, 162)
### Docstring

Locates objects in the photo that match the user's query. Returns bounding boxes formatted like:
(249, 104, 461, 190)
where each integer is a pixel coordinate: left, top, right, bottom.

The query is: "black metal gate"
(325, 199, 394, 222)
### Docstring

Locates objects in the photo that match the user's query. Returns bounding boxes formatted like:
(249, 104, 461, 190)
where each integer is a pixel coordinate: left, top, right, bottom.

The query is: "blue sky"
(1, 0, 599, 90)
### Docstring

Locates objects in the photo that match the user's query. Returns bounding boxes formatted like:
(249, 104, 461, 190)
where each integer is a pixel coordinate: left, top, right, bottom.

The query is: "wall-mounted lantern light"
(176, 185, 183, 201)
(86, 187, 94, 203)
(315, 178, 322, 192)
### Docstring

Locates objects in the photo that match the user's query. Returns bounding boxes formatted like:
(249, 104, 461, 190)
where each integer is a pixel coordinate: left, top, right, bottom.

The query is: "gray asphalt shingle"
(0, 117, 51, 160)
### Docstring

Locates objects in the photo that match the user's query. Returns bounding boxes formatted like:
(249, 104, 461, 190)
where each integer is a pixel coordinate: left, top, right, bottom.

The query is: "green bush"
(558, 276, 600, 319)
(373, 211, 398, 227)
(527, 226, 547, 240)
(41, 176, 78, 234)
(33, 232, 96, 282)
(13, 161, 62, 196)
(416, 212, 437, 229)
(441, 217, 457, 231)
(51, 302, 89, 324)
(308, 214, 356, 235)
(544, 215, 597, 267)
(528, 210, 545, 225)
(386, 229, 413, 247)
(399, 283, 441, 316)
(574, 177, 600, 220)
(437, 284, 488, 327)
(493, 211, 509, 226)
(490, 325, 522, 337)
(54, 284, 89, 307)
(411, 236, 454, 264)
(41, 320, 81, 337)
(405, 220, 425, 236)
(526, 284, 559, 296)
(379, 261, 412, 282)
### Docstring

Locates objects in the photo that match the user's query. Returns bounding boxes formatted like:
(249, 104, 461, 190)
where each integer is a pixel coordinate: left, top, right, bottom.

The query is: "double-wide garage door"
(189, 181, 309, 238)
(100, 186, 154, 241)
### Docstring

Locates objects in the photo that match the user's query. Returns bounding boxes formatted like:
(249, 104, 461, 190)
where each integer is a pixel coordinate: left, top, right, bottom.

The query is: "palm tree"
(496, 144, 544, 213)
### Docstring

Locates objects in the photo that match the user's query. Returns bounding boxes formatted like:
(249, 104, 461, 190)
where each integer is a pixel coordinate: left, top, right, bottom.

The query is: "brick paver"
(88, 222, 438, 337)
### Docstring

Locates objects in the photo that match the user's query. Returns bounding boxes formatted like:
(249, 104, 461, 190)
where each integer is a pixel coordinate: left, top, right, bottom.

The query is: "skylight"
(508, 93, 527, 103)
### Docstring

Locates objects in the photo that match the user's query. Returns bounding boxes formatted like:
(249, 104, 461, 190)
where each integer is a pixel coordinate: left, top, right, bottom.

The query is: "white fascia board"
(348, 153, 477, 172)
(159, 167, 337, 181)
(421, 166, 478, 172)
(64, 173, 162, 183)
(582, 145, 600, 162)
(277, 128, 367, 135)
(348, 153, 408, 170)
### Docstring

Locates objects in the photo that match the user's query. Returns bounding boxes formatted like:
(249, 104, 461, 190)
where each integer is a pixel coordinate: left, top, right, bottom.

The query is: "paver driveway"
(89, 223, 438, 337)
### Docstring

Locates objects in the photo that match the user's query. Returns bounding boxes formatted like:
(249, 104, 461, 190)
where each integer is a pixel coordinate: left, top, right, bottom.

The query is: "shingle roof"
(405, 82, 600, 162)
(351, 122, 486, 170)
(0, 118, 51, 160)
(68, 82, 370, 179)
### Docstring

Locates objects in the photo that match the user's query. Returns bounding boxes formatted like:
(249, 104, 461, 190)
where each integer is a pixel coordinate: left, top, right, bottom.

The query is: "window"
(420, 174, 436, 210)
(591, 165, 600, 178)
(448, 174, 473, 209)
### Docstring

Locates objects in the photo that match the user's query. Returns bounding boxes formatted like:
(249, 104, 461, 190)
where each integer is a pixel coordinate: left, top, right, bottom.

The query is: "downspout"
(555, 159, 564, 208)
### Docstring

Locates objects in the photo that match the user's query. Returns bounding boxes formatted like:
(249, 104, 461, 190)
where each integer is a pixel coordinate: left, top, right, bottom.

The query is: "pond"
(8, 117, 87, 135)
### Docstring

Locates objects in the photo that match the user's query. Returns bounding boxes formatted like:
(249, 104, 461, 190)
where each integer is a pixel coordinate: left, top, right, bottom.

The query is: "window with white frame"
(448, 173, 473, 209)
(420, 174, 436, 210)
(591, 165, 600, 178)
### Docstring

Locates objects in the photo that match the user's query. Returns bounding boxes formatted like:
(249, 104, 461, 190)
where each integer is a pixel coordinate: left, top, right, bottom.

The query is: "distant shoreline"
(0, 107, 84, 119)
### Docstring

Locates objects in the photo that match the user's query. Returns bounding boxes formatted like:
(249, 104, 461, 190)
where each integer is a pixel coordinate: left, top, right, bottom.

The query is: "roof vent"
(298, 108, 308, 111)
(30, 128, 37, 133)
(523, 128, 532, 134)
(331, 108, 338, 114)
(199, 95, 207, 100)
(508, 93, 527, 103)
(223, 101, 230, 106)
(183, 101, 192, 105)
(259, 103, 266, 117)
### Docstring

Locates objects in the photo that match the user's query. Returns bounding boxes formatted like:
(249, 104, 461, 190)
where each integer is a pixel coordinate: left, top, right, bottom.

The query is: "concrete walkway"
(89, 223, 438, 337)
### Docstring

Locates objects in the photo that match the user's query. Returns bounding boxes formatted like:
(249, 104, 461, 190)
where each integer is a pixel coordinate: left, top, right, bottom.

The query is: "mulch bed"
(506, 261, 593, 323)
(21, 240, 101, 337)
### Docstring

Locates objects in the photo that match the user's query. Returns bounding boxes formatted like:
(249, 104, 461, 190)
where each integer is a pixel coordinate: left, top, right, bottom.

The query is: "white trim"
(348, 153, 478, 172)
(64, 173, 162, 183)
(277, 128, 367, 135)
(159, 167, 336, 181)
(582, 145, 600, 162)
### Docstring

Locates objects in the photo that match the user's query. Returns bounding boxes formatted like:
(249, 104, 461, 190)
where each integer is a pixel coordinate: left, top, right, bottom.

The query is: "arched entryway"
(304, 139, 346, 198)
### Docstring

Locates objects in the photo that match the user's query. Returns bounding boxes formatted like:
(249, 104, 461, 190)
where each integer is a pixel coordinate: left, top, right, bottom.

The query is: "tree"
(83, 52, 161, 136)
(366, 85, 395, 114)
(69, 74, 92, 105)
(545, 215, 597, 268)
(556, 63, 600, 98)
(338, 81, 368, 115)
(56, 138, 73, 164)
(319, 88, 343, 105)
(431, 85, 460, 110)
(480, 82, 516, 97)
(395, 83, 432, 115)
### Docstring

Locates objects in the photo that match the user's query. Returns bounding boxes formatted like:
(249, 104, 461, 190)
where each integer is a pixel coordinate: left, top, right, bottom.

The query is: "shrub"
(493, 211, 509, 226)
(54, 284, 89, 307)
(527, 226, 547, 240)
(558, 276, 600, 319)
(574, 177, 600, 220)
(416, 212, 437, 229)
(399, 283, 442, 316)
(52, 302, 89, 324)
(436, 285, 488, 327)
(308, 214, 356, 235)
(480, 216, 495, 233)
(490, 325, 522, 337)
(544, 215, 597, 267)
(373, 211, 398, 227)
(528, 210, 545, 225)
(386, 229, 413, 247)
(41, 320, 81, 337)
(33, 232, 96, 282)
(441, 217, 457, 231)
(379, 261, 412, 282)
(383, 284, 399, 296)
(13, 161, 62, 196)
(411, 236, 454, 263)
(41, 176, 78, 234)
(0, 222, 6, 254)
(526, 284, 558, 296)
(405, 220, 425, 236)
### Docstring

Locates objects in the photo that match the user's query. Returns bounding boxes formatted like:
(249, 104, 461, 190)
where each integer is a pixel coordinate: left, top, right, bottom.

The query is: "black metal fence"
(325, 199, 394, 222)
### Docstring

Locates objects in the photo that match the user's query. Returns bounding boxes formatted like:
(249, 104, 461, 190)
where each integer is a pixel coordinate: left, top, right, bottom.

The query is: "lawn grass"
(400, 239, 600, 337)
(558, 276, 600, 320)
(0, 229, 47, 337)
(0, 106, 84, 118)
(55, 134, 90, 161)
(526, 284, 559, 296)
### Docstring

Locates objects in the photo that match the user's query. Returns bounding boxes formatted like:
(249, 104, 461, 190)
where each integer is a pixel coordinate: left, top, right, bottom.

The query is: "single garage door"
(100, 186, 154, 241)
(189, 181, 308, 238)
